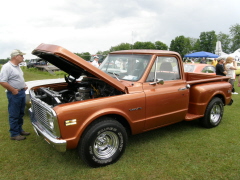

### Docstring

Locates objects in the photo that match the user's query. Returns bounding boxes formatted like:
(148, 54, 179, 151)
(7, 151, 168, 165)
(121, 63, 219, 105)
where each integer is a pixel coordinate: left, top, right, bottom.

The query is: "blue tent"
(184, 51, 219, 58)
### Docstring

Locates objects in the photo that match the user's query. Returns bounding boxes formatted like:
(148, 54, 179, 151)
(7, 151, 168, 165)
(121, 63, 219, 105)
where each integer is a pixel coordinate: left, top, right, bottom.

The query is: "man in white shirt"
(91, 56, 99, 68)
(0, 49, 30, 141)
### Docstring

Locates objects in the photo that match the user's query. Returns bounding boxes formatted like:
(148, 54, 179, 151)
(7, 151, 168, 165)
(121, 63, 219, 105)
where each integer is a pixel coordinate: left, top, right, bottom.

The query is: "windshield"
(99, 54, 152, 81)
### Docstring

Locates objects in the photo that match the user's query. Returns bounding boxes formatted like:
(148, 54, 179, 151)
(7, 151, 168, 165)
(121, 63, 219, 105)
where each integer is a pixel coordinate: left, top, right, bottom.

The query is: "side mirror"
(150, 79, 164, 85)
(156, 78, 164, 85)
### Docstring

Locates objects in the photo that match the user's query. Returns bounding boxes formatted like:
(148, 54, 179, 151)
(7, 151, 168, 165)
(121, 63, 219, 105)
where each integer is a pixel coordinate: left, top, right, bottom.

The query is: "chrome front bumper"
(29, 108, 67, 152)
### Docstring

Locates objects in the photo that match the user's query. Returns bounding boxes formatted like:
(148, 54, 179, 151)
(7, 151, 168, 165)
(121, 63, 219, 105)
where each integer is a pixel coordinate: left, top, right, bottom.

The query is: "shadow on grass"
(25, 115, 203, 169)
(30, 134, 90, 169)
(128, 119, 201, 146)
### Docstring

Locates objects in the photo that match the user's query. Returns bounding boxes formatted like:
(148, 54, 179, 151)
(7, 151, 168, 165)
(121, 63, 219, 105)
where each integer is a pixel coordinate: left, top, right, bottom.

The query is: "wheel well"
(107, 114, 132, 135)
(214, 94, 225, 105)
(83, 114, 132, 137)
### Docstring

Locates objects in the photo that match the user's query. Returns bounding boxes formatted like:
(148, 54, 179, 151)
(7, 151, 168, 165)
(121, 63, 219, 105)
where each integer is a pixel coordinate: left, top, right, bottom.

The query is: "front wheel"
(200, 97, 224, 128)
(78, 118, 128, 167)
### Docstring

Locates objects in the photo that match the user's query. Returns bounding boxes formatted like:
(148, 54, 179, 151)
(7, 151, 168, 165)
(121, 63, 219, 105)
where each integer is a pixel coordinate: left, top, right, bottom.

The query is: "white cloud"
(0, 0, 240, 59)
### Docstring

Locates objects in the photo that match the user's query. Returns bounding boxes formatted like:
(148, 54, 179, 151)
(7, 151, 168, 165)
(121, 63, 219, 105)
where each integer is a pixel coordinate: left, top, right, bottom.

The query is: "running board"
(185, 113, 203, 121)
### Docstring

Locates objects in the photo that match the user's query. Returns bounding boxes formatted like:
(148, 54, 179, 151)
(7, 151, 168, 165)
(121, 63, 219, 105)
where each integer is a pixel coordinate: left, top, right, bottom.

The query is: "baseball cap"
(94, 56, 99, 59)
(11, 49, 26, 58)
(217, 57, 225, 61)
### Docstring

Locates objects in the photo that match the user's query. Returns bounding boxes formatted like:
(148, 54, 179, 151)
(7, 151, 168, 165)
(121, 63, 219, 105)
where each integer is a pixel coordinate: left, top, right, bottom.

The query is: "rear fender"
(188, 82, 232, 115)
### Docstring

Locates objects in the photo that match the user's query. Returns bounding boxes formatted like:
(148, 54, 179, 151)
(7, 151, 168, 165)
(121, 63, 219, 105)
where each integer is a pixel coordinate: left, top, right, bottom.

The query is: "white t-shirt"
(91, 60, 99, 68)
(0, 61, 26, 89)
(225, 63, 235, 79)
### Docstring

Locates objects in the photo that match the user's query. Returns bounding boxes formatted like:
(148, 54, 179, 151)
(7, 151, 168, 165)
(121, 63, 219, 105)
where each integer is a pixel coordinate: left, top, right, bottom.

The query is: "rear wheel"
(78, 117, 127, 167)
(200, 97, 224, 128)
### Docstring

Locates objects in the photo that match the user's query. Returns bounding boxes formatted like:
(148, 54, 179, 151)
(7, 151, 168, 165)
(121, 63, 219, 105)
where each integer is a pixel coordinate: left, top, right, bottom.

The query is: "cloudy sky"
(1, 0, 240, 59)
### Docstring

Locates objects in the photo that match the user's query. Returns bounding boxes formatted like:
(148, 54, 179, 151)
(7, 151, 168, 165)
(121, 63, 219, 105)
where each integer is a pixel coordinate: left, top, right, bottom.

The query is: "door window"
(146, 56, 180, 82)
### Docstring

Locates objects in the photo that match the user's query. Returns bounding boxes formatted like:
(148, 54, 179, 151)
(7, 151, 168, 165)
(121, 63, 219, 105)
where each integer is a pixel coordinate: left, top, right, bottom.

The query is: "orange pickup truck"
(29, 43, 233, 167)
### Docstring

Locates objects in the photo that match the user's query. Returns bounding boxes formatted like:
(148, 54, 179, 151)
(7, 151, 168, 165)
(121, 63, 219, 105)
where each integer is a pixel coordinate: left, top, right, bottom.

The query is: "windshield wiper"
(107, 72, 120, 81)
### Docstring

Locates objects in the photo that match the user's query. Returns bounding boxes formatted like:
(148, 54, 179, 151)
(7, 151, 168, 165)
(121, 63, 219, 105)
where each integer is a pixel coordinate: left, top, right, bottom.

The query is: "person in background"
(211, 58, 218, 67)
(91, 56, 99, 68)
(216, 57, 226, 76)
(238, 74, 240, 87)
(235, 56, 239, 62)
(200, 57, 207, 64)
(225, 56, 238, 94)
(0, 49, 30, 141)
(184, 59, 194, 64)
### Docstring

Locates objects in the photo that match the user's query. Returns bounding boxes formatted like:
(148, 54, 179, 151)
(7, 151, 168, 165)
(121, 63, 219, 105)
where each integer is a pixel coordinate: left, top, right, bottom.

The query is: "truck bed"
(185, 72, 230, 85)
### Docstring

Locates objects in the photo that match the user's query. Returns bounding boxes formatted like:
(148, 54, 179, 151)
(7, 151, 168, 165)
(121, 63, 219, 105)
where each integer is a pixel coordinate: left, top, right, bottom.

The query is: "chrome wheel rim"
(210, 103, 222, 124)
(93, 131, 119, 159)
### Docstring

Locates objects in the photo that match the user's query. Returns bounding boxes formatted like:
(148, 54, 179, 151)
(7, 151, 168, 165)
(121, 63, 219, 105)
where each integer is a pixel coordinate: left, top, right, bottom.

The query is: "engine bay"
(32, 75, 124, 107)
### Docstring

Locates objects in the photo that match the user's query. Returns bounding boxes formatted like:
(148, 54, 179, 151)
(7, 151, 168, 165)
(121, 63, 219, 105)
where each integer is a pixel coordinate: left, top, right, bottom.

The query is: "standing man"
(200, 58, 207, 64)
(216, 57, 227, 76)
(0, 49, 30, 141)
(91, 56, 99, 68)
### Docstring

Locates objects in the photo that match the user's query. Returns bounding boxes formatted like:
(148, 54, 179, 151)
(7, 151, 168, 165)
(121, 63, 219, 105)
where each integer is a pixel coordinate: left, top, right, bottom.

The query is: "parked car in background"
(184, 64, 216, 75)
(19, 62, 27, 66)
(27, 58, 47, 68)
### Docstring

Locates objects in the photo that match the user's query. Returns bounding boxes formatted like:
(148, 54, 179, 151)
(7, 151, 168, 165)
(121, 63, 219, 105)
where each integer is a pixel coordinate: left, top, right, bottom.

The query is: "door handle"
(178, 84, 190, 91)
(178, 87, 187, 91)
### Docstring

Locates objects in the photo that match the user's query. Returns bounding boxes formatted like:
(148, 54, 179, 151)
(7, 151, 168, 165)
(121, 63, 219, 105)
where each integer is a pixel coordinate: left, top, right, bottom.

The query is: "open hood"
(32, 43, 126, 92)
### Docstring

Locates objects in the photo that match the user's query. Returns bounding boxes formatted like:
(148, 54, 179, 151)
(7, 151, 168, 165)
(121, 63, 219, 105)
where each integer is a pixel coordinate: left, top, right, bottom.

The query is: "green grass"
(1, 69, 240, 180)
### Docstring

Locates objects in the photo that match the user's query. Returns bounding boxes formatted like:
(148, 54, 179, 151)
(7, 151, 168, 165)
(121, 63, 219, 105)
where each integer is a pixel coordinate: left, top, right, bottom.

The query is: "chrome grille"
(31, 98, 54, 133)
(29, 89, 60, 137)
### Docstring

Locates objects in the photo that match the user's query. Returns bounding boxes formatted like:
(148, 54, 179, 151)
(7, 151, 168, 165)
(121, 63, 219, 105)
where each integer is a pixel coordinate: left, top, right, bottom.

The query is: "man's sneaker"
(20, 131, 30, 136)
(11, 135, 26, 141)
(232, 92, 238, 94)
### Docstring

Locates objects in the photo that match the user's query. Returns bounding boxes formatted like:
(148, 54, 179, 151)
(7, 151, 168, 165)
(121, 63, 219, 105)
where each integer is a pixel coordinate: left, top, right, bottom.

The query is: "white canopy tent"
(215, 41, 240, 61)
(228, 48, 240, 61)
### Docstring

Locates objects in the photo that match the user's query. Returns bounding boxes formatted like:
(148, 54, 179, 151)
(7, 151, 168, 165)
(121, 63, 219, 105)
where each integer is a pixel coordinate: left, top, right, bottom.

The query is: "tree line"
(169, 23, 240, 58)
(95, 23, 240, 59)
(69, 22, 240, 62)
(1, 23, 239, 64)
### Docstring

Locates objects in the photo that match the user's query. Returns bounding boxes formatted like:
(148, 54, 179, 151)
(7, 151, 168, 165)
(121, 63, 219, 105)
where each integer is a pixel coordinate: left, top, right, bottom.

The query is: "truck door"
(143, 56, 189, 130)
